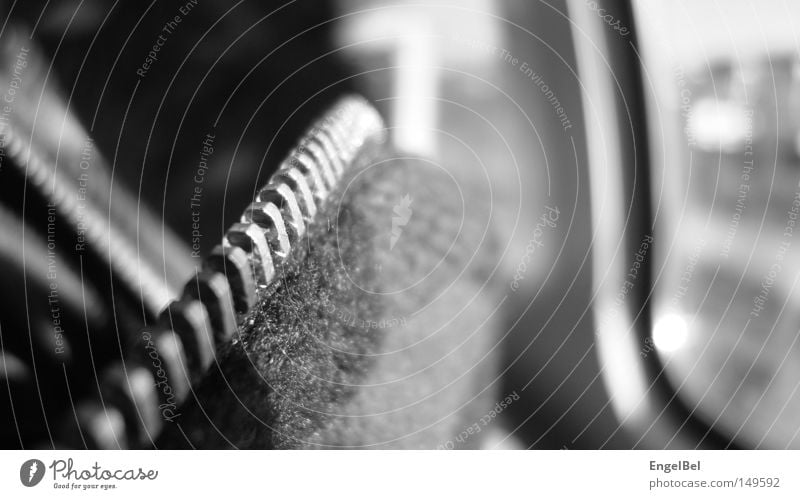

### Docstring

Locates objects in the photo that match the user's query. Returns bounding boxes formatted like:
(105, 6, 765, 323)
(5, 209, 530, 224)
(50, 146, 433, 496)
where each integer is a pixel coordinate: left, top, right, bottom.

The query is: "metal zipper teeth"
(61, 96, 385, 449)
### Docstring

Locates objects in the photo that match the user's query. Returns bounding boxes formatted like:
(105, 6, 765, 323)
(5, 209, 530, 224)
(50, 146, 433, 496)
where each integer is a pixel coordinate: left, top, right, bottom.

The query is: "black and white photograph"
(0, 0, 799, 496)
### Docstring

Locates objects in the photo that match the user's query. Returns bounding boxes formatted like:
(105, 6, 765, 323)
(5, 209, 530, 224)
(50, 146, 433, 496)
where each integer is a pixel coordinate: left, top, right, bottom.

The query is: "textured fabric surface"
(159, 147, 501, 449)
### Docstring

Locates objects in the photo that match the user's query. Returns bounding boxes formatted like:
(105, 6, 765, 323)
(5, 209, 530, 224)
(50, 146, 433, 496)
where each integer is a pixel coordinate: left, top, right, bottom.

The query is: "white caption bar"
(1, 450, 798, 497)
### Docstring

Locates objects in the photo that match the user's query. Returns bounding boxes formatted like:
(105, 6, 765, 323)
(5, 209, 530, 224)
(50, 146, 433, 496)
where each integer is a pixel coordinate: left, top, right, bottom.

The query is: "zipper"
(58, 96, 385, 448)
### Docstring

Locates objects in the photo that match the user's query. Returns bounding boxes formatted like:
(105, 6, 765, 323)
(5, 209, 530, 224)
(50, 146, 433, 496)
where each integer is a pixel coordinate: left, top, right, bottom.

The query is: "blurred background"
(1, 0, 800, 449)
